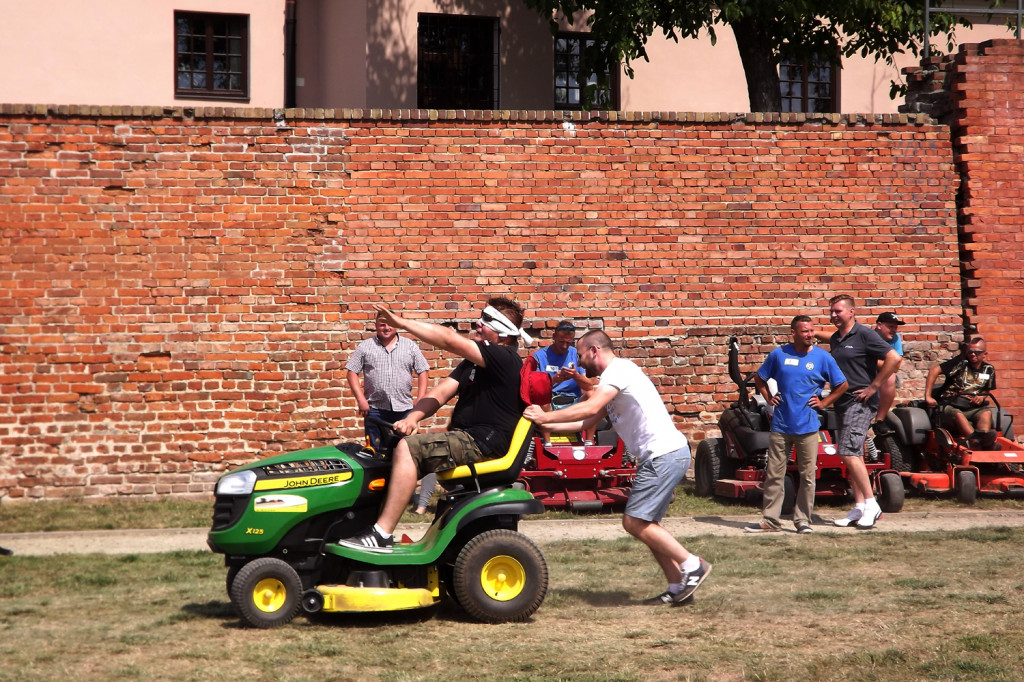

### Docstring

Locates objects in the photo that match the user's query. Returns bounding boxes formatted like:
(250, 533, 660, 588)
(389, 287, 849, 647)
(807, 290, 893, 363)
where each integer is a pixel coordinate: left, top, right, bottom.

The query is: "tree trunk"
(731, 17, 782, 112)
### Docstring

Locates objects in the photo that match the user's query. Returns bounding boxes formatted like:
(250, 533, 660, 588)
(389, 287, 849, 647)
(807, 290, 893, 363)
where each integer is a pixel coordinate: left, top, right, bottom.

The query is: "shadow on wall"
(367, 0, 552, 109)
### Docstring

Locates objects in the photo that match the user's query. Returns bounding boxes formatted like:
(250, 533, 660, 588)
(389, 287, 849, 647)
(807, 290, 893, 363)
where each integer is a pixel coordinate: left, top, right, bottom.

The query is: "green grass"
(4, 529, 1024, 680)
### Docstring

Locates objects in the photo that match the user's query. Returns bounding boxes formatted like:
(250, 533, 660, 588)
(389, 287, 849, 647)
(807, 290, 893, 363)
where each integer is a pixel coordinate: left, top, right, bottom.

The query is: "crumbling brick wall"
(0, 105, 964, 500)
(904, 39, 1024, 424)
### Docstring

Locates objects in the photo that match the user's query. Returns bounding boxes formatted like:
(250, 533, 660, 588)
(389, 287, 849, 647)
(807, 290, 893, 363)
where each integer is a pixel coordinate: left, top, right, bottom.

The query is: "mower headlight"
(216, 470, 257, 496)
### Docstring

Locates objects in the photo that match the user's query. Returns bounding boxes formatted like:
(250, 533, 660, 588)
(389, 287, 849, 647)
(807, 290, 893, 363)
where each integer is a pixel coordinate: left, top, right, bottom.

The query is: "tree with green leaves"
(523, 0, 970, 111)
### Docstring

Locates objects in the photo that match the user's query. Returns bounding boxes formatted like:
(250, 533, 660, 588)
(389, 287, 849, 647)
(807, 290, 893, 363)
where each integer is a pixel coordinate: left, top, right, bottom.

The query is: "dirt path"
(4, 509, 1024, 556)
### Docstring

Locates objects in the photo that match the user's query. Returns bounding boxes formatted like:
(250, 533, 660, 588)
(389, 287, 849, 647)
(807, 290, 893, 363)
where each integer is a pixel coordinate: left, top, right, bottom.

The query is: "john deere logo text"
(254, 471, 352, 491)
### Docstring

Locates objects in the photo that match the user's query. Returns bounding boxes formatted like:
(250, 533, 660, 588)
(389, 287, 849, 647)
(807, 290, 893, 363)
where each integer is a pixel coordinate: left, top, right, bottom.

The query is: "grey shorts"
(624, 445, 690, 523)
(405, 430, 485, 474)
(836, 401, 874, 457)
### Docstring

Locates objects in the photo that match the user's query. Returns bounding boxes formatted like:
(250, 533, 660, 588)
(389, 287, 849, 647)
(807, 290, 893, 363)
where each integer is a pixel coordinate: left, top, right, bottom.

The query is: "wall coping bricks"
(0, 102, 935, 127)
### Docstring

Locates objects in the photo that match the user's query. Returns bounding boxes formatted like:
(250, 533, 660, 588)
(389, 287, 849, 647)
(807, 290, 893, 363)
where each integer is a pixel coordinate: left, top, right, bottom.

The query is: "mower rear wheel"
(955, 470, 978, 505)
(453, 530, 548, 624)
(230, 557, 302, 629)
(878, 472, 905, 513)
(694, 438, 727, 498)
(877, 435, 911, 473)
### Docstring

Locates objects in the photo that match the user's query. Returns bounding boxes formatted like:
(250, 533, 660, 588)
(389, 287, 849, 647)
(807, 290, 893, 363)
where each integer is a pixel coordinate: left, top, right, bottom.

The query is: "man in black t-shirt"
(338, 297, 529, 552)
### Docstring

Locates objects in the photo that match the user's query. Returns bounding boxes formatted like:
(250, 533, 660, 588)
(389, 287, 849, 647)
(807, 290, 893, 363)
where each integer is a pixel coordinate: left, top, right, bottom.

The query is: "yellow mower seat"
(436, 417, 536, 488)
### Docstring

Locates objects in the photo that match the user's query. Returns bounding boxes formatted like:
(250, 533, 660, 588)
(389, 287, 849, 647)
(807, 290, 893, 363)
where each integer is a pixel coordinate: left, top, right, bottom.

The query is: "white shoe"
(833, 508, 863, 527)
(856, 503, 882, 529)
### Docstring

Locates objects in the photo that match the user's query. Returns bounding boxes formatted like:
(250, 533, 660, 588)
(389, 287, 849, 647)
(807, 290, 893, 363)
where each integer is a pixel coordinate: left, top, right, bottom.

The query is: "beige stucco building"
(0, 0, 1016, 112)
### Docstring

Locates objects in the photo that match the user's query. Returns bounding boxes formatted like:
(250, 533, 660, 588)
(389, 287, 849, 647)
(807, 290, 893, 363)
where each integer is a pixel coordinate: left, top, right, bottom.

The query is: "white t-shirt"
(598, 358, 687, 463)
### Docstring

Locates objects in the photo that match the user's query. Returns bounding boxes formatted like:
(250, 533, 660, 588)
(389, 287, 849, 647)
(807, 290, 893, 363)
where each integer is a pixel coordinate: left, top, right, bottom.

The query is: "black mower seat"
(436, 417, 536, 488)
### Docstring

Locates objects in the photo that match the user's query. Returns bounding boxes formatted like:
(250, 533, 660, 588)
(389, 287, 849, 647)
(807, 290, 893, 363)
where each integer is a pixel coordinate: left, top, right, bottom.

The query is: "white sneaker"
(833, 508, 863, 527)
(856, 502, 883, 529)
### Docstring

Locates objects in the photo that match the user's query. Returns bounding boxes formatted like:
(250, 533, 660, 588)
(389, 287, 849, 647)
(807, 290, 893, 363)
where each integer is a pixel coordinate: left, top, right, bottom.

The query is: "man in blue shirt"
(746, 316, 848, 534)
(872, 312, 905, 432)
(530, 320, 593, 408)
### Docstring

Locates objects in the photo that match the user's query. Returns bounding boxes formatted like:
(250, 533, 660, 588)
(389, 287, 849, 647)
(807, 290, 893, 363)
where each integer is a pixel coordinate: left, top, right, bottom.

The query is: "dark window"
(780, 55, 839, 113)
(417, 14, 499, 109)
(554, 33, 618, 110)
(175, 11, 249, 101)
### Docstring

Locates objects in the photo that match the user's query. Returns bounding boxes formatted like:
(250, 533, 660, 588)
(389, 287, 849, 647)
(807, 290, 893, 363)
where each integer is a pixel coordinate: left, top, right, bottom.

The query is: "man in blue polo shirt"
(745, 316, 847, 534)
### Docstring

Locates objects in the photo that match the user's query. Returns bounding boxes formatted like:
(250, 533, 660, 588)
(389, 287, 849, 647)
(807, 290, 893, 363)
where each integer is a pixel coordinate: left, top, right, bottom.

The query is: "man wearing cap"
(873, 312, 906, 431)
(338, 297, 529, 552)
(529, 320, 594, 408)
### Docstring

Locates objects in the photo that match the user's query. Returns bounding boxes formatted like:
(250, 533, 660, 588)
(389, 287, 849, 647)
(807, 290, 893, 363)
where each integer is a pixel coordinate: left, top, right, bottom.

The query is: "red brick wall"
(904, 39, 1024, 427)
(948, 40, 1024, 424)
(0, 105, 964, 501)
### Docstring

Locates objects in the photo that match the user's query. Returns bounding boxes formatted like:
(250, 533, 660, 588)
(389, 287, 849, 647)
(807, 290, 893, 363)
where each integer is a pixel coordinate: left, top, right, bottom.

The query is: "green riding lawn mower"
(207, 417, 549, 628)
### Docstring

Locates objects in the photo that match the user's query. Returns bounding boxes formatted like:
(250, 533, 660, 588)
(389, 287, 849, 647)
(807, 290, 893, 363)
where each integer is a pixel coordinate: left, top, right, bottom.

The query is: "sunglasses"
(555, 323, 576, 332)
(967, 350, 986, 356)
(472, 311, 499, 331)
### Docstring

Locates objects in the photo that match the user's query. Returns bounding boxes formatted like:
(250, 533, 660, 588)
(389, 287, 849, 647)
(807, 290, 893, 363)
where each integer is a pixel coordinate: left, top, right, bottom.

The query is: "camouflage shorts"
(939, 403, 988, 430)
(405, 430, 485, 474)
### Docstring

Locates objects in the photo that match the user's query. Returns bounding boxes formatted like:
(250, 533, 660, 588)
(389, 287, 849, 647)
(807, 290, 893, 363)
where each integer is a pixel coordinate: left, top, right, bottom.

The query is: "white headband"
(479, 305, 533, 345)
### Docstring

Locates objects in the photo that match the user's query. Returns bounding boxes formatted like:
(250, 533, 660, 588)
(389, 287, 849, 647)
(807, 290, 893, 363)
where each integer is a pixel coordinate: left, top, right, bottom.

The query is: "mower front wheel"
(453, 530, 548, 624)
(877, 472, 905, 513)
(230, 557, 302, 629)
(955, 470, 978, 505)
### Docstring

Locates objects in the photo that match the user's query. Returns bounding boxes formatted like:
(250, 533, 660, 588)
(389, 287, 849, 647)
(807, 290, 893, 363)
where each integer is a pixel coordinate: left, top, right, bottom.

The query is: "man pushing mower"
(525, 329, 712, 606)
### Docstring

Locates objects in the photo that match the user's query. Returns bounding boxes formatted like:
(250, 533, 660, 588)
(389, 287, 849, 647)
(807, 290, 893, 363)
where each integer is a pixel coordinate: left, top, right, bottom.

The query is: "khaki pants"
(762, 431, 819, 527)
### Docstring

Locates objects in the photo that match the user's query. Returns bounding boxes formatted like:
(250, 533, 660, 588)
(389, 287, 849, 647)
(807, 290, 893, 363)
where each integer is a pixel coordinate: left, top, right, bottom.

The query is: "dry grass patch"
(3, 529, 1024, 680)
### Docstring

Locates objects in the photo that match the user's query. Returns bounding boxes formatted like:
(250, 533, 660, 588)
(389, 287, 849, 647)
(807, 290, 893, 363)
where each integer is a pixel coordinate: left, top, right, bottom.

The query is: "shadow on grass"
(691, 516, 754, 531)
(548, 587, 635, 607)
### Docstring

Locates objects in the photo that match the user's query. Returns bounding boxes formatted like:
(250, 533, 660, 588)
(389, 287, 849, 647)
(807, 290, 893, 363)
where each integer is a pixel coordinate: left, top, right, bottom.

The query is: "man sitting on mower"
(337, 297, 530, 552)
(924, 336, 998, 450)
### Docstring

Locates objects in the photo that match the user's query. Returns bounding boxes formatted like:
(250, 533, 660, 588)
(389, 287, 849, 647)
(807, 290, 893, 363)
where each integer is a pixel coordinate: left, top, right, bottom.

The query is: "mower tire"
(877, 471, 905, 513)
(452, 529, 548, 624)
(876, 435, 911, 473)
(956, 470, 978, 505)
(230, 557, 302, 629)
(694, 438, 728, 498)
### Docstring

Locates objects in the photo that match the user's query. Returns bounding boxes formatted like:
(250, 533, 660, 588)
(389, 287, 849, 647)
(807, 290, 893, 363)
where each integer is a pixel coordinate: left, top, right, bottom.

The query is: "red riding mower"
(513, 365, 635, 512)
(875, 393, 1022, 503)
(693, 337, 905, 514)
(516, 423, 635, 512)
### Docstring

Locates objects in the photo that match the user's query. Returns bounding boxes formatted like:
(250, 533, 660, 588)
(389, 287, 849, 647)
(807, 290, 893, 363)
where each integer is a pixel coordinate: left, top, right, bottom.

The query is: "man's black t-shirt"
(449, 341, 525, 457)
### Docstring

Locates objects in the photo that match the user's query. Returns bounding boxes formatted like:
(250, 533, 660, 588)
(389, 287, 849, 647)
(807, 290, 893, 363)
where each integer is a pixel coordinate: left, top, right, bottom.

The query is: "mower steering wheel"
(363, 415, 403, 456)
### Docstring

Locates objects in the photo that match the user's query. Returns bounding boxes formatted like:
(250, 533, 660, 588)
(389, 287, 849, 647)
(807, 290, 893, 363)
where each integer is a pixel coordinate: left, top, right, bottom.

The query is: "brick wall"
(904, 39, 1024, 425)
(0, 105, 965, 501)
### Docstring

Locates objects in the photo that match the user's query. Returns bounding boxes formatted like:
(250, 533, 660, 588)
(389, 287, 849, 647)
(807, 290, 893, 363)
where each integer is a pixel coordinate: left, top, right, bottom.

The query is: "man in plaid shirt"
(346, 311, 430, 451)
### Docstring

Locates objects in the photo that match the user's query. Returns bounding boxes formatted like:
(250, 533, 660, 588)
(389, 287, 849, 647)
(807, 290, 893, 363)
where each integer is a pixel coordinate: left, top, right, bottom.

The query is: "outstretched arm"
(374, 304, 487, 366)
